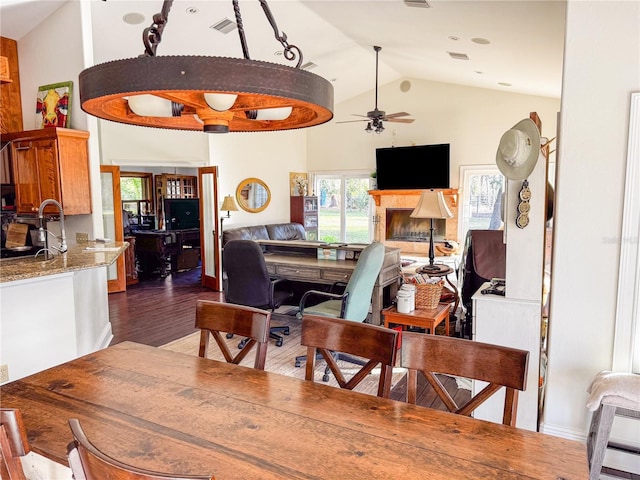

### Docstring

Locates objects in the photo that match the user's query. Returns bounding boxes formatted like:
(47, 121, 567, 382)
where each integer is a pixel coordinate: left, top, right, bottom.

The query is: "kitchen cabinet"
(2, 128, 91, 215)
(290, 196, 318, 240)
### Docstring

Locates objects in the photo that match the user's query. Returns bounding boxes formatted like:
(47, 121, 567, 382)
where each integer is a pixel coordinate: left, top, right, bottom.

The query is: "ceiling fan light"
(365, 122, 373, 132)
(375, 121, 384, 133)
(204, 93, 238, 111)
(127, 94, 181, 117)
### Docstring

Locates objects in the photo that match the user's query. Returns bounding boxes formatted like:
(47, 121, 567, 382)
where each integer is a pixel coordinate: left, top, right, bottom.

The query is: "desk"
(383, 303, 451, 335)
(263, 246, 401, 326)
(0, 342, 588, 479)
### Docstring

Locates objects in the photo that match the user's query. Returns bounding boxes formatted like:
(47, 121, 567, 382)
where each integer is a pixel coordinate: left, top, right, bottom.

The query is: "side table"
(383, 303, 450, 336)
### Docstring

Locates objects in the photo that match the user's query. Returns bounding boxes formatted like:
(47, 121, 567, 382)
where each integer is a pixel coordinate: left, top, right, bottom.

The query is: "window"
(312, 172, 373, 244)
(121, 172, 154, 230)
(457, 165, 505, 244)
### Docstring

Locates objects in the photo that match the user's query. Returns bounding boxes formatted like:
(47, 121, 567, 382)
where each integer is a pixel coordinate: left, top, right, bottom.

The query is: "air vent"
(301, 62, 317, 71)
(210, 18, 236, 34)
(447, 52, 469, 60)
(404, 0, 431, 8)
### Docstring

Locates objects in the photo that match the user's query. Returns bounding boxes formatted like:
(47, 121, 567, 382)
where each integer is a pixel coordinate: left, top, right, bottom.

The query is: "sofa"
(222, 222, 306, 247)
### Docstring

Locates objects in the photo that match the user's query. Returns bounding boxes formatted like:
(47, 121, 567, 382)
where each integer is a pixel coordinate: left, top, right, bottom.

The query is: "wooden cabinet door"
(12, 138, 61, 214)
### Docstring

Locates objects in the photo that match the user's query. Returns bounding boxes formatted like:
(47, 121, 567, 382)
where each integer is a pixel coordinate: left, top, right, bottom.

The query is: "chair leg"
(588, 403, 616, 480)
(294, 351, 324, 368)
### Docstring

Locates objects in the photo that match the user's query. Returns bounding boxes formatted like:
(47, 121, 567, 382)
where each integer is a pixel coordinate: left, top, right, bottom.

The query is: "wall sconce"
(220, 194, 239, 235)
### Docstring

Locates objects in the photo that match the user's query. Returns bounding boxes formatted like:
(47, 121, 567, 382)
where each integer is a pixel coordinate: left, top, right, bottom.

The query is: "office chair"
(223, 240, 294, 347)
(294, 241, 385, 374)
(400, 332, 529, 426)
(195, 300, 271, 370)
(67, 419, 213, 480)
(1, 408, 30, 480)
(301, 315, 398, 397)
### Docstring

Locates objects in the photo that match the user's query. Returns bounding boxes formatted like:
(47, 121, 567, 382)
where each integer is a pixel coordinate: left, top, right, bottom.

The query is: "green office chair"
(294, 241, 386, 375)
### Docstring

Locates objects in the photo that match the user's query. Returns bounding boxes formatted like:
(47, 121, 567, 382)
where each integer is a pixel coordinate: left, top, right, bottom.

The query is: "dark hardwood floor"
(108, 267, 219, 347)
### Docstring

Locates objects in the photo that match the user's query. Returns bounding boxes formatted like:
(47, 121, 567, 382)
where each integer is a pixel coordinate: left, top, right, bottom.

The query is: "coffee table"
(383, 303, 451, 336)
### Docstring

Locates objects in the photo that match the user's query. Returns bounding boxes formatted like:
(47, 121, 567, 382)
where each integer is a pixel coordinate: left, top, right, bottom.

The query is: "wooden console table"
(258, 241, 401, 326)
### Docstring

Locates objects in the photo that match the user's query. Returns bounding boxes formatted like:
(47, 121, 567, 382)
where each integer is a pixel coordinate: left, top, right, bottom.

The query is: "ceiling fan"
(337, 45, 414, 133)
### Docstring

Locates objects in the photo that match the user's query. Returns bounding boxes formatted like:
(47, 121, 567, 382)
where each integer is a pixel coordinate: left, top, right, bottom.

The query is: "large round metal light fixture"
(79, 0, 333, 133)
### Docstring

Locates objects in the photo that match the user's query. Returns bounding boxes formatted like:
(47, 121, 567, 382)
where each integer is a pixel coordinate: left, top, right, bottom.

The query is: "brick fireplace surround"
(369, 189, 459, 256)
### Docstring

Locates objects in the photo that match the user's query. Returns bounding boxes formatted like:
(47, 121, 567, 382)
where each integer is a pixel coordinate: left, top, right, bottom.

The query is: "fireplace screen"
(385, 208, 446, 242)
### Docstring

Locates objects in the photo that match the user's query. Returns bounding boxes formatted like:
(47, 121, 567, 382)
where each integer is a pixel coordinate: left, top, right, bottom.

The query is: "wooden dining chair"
(0, 408, 30, 480)
(400, 332, 529, 426)
(195, 300, 271, 370)
(300, 314, 399, 398)
(67, 418, 213, 480)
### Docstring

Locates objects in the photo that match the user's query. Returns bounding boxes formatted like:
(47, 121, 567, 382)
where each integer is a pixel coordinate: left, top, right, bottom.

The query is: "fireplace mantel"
(369, 188, 459, 254)
(368, 189, 458, 207)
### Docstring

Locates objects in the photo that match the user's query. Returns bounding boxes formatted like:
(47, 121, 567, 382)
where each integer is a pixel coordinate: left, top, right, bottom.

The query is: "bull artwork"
(35, 81, 72, 128)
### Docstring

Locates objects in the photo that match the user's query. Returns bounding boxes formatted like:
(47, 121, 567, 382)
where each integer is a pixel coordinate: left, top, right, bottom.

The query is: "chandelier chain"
(258, 0, 303, 68)
(141, 0, 173, 57)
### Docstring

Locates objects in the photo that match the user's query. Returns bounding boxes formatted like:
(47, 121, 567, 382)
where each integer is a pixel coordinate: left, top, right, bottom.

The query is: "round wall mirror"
(236, 177, 271, 213)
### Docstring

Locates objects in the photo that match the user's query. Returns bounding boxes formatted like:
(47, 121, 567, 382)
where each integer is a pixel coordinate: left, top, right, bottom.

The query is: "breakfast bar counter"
(0, 242, 128, 284)
(0, 243, 128, 383)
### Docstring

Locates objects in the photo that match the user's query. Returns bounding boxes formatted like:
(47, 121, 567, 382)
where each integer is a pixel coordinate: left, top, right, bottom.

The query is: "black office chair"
(223, 240, 294, 347)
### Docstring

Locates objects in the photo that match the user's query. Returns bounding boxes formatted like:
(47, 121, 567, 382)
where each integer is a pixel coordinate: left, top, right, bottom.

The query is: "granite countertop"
(0, 242, 129, 284)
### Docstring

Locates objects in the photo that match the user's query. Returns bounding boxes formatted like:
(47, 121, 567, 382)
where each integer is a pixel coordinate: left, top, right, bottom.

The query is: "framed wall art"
(35, 81, 72, 129)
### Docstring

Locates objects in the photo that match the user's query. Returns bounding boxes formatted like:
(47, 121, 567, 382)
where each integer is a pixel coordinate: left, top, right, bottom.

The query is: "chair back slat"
(301, 315, 398, 398)
(0, 408, 30, 480)
(401, 332, 529, 426)
(196, 300, 271, 370)
(67, 419, 213, 480)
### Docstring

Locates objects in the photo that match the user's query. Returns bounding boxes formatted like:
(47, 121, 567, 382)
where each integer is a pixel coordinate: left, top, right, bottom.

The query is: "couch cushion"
(266, 223, 306, 241)
(222, 225, 269, 247)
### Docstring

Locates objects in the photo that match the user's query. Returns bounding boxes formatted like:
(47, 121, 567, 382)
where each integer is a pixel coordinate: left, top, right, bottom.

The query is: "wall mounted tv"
(375, 144, 450, 190)
(164, 198, 200, 230)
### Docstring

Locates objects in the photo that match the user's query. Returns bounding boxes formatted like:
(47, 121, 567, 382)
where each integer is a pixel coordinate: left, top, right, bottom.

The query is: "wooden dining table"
(0, 341, 588, 479)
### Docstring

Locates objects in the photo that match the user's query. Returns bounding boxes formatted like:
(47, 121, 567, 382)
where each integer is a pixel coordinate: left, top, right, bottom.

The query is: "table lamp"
(410, 189, 453, 273)
(220, 195, 239, 235)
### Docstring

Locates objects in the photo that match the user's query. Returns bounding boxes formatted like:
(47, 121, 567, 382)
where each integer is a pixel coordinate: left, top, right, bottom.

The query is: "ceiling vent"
(210, 18, 236, 34)
(448, 51, 469, 60)
(404, 0, 431, 8)
(301, 61, 317, 71)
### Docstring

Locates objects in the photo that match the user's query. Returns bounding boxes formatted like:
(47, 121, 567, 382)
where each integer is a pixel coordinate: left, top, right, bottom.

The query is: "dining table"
(0, 341, 588, 479)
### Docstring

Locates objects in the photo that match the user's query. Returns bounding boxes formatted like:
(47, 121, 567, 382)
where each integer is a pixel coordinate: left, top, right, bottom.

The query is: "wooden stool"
(586, 372, 640, 480)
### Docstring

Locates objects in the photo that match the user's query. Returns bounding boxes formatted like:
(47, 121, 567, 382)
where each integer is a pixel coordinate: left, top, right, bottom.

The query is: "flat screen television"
(164, 198, 200, 230)
(375, 144, 450, 190)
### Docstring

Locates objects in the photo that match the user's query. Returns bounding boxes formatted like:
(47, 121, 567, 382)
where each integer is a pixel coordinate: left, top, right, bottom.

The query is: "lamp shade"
(410, 190, 453, 219)
(221, 195, 239, 212)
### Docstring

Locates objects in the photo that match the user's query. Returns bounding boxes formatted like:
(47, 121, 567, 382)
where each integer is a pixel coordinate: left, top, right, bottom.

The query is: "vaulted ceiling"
(0, 0, 566, 106)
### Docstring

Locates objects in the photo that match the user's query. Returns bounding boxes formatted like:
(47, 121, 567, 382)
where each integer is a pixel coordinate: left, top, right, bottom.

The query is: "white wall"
(544, 0, 640, 459)
(307, 78, 561, 184)
(17, 0, 95, 241)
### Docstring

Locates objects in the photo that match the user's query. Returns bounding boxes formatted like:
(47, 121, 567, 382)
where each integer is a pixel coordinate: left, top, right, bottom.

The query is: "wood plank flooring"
(108, 268, 470, 407)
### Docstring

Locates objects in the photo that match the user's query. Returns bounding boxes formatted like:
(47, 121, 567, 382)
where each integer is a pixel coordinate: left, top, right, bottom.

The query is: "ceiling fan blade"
(350, 114, 371, 118)
(336, 119, 370, 124)
(382, 112, 411, 119)
(386, 118, 415, 123)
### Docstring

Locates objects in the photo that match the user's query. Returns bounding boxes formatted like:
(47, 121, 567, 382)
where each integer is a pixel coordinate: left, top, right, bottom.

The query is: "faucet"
(38, 199, 67, 254)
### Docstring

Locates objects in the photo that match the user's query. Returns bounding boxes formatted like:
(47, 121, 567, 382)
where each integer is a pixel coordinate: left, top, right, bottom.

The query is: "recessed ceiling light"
(448, 36, 460, 41)
(122, 12, 145, 25)
(498, 82, 512, 87)
(475, 71, 484, 75)
(185, 7, 199, 15)
(274, 50, 283, 56)
(471, 38, 490, 45)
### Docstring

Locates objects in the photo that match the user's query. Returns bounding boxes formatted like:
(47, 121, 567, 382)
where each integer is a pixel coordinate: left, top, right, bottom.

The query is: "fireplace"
(369, 189, 458, 255)
(385, 209, 446, 243)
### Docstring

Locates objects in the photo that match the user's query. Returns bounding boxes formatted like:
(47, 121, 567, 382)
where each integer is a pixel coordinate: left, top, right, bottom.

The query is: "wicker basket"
(415, 281, 444, 309)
